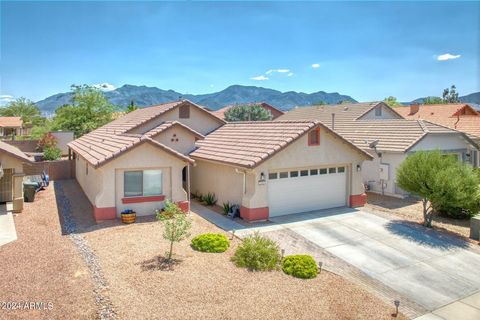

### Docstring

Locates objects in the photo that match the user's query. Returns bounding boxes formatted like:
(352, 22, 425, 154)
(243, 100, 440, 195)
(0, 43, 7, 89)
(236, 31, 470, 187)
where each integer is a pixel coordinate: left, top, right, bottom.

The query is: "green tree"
(423, 96, 444, 104)
(224, 105, 272, 122)
(442, 85, 460, 103)
(396, 150, 480, 227)
(52, 85, 115, 137)
(30, 118, 54, 140)
(126, 100, 139, 113)
(157, 201, 192, 261)
(0, 97, 45, 126)
(383, 96, 401, 107)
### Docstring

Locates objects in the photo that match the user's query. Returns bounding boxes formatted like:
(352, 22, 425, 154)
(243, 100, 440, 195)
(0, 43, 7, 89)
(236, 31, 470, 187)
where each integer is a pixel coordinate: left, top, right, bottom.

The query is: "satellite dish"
(369, 139, 380, 149)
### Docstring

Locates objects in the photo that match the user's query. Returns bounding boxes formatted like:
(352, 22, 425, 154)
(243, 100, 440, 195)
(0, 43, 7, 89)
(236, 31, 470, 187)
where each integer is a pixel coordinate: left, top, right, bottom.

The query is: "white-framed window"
(124, 170, 163, 197)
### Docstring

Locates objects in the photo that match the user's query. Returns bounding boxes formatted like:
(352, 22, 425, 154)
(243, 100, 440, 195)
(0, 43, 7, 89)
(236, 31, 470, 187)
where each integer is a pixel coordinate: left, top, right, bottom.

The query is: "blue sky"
(1, 1, 479, 103)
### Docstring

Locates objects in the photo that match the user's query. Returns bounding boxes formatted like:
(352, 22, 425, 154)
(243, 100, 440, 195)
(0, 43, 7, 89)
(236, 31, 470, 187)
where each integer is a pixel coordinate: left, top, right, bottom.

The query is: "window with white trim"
(124, 170, 163, 197)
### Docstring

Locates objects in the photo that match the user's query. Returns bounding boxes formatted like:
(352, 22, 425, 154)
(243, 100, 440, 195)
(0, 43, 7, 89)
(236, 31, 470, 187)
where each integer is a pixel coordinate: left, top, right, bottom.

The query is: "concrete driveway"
(242, 207, 480, 313)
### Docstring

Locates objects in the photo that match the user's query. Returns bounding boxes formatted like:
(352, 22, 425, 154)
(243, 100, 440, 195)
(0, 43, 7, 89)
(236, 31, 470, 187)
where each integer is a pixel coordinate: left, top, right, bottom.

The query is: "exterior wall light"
(356, 164, 361, 172)
(258, 172, 266, 185)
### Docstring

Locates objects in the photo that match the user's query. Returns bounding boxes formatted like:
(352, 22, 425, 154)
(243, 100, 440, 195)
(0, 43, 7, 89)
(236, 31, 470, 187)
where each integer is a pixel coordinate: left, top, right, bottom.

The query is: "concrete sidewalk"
(415, 291, 480, 320)
(0, 203, 17, 247)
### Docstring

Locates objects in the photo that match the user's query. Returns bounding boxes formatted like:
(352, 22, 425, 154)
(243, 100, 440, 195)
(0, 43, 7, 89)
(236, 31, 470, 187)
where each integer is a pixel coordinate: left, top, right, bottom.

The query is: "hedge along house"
(280, 102, 479, 198)
(68, 100, 225, 221)
(190, 121, 372, 222)
(0, 141, 32, 212)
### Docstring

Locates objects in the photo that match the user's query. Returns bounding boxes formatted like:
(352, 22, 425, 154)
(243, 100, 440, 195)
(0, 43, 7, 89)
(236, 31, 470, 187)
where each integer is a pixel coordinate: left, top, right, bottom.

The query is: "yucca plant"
(222, 202, 231, 215)
(202, 192, 217, 206)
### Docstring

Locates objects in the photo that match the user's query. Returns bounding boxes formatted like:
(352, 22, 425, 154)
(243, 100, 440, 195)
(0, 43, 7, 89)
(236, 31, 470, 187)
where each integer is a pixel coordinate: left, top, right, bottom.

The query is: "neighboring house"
(190, 121, 372, 221)
(396, 103, 480, 143)
(50, 131, 74, 156)
(279, 102, 479, 198)
(0, 117, 24, 138)
(214, 102, 285, 120)
(68, 100, 225, 221)
(0, 141, 32, 212)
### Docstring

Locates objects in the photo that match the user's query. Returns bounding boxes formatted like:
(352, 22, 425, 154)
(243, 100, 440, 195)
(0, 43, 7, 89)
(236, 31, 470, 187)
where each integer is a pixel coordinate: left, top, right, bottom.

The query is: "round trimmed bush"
(282, 255, 318, 279)
(231, 232, 281, 271)
(191, 233, 230, 253)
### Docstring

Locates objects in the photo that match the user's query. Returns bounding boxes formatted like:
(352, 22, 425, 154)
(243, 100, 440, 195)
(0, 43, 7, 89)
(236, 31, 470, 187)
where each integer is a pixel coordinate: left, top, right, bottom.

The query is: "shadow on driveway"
(385, 219, 470, 250)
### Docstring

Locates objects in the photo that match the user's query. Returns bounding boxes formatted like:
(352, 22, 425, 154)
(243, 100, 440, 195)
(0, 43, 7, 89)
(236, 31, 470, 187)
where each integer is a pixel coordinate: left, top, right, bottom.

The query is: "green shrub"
(222, 202, 231, 215)
(231, 232, 281, 271)
(282, 255, 318, 279)
(202, 192, 217, 206)
(191, 233, 230, 253)
(43, 146, 62, 160)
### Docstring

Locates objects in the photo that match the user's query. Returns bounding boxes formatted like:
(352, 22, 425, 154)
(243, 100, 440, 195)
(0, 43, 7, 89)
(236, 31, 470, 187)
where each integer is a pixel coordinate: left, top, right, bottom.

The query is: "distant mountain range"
(410, 91, 480, 105)
(35, 84, 356, 114)
(34, 84, 480, 114)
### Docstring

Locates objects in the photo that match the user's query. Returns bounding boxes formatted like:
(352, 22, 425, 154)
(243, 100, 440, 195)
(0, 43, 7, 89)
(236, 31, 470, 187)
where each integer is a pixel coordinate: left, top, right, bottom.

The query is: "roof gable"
(189, 120, 372, 168)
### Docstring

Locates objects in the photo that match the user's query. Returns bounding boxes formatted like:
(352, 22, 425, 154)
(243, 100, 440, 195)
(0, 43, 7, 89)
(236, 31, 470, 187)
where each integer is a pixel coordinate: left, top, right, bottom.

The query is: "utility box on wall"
(379, 163, 389, 181)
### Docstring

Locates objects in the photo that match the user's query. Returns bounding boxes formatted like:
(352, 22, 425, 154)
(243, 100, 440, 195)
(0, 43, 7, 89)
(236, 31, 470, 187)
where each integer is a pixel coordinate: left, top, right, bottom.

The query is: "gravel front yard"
(71, 203, 404, 318)
(0, 183, 96, 319)
(366, 192, 471, 238)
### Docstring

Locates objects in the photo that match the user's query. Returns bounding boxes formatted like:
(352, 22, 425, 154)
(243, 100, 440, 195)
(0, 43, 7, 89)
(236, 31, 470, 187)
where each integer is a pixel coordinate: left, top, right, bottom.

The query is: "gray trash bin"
(24, 183, 37, 202)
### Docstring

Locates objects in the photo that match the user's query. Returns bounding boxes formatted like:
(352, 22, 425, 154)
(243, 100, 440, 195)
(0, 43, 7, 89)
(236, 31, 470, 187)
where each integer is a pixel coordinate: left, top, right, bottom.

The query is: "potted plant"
(121, 209, 136, 224)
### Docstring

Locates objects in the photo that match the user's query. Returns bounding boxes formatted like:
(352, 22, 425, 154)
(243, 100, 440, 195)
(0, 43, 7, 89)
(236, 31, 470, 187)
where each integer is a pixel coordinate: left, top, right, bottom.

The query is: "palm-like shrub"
(202, 192, 217, 206)
(231, 232, 281, 271)
(191, 233, 230, 253)
(282, 255, 318, 279)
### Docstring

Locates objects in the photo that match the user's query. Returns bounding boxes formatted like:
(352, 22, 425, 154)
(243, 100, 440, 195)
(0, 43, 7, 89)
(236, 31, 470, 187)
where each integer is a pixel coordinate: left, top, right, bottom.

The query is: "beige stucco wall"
(75, 155, 104, 205)
(0, 152, 26, 212)
(190, 160, 244, 206)
(101, 142, 188, 217)
(129, 104, 223, 136)
(75, 142, 190, 217)
(51, 131, 74, 155)
(191, 127, 368, 210)
(362, 151, 407, 197)
(152, 126, 198, 155)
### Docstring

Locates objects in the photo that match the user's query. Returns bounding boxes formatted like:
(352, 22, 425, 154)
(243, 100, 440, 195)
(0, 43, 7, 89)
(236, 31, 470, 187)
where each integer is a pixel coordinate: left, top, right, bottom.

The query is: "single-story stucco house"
(397, 103, 480, 146)
(190, 120, 373, 221)
(0, 141, 32, 212)
(68, 100, 225, 221)
(279, 102, 479, 197)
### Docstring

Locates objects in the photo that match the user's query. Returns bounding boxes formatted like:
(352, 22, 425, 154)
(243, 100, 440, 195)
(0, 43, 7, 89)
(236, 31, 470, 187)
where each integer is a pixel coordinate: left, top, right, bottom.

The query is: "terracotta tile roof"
(0, 117, 23, 128)
(144, 121, 205, 140)
(95, 99, 224, 135)
(0, 140, 32, 162)
(396, 104, 480, 139)
(190, 120, 372, 168)
(279, 102, 403, 123)
(333, 119, 476, 152)
(214, 102, 285, 120)
(67, 100, 216, 167)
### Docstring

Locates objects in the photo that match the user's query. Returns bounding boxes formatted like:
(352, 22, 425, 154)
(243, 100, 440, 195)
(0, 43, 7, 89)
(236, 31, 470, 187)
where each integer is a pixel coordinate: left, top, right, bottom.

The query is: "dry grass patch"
(84, 212, 405, 320)
(366, 192, 471, 238)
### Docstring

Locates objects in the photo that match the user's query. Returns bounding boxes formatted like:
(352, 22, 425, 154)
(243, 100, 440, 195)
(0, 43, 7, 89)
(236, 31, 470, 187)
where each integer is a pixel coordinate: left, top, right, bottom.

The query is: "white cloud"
(266, 69, 291, 75)
(0, 94, 14, 106)
(436, 53, 461, 61)
(250, 75, 269, 81)
(92, 83, 116, 91)
(287, 72, 294, 77)
(311, 63, 320, 68)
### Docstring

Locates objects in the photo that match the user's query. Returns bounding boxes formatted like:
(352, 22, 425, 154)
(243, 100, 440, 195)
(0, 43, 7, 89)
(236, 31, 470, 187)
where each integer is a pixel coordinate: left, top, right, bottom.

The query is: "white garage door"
(268, 166, 347, 217)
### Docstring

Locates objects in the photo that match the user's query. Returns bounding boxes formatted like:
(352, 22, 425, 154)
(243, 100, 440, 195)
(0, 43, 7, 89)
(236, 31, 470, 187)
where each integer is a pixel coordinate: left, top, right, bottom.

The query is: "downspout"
(187, 163, 191, 204)
(235, 168, 246, 194)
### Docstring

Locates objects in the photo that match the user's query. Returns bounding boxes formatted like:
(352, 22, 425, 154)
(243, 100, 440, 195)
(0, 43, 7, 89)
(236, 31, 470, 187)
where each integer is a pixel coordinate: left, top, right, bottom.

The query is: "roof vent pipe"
(331, 113, 335, 130)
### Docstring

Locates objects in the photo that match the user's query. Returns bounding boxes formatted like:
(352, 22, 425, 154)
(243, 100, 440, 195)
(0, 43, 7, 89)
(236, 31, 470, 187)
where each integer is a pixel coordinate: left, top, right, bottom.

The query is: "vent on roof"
(343, 107, 349, 111)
